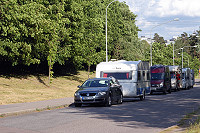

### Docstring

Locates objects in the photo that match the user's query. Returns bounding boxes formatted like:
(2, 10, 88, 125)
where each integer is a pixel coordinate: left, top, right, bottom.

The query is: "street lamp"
(150, 18, 179, 66)
(181, 45, 198, 68)
(106, 0, 117, 62)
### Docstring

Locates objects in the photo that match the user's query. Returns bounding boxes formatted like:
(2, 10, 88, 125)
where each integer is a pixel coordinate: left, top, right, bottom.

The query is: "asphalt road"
(1, 81, 200, 133)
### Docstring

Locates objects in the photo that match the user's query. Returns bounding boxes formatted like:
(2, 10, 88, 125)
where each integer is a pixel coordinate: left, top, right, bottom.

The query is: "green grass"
(0, 71, 95, 105)
(186, 116, 200, 133)
(177, 108, 200, 133)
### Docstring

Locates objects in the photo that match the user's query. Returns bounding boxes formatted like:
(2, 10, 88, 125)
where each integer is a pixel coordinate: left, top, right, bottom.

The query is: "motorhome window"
(151, 73, 164, 80)
(103, 72, 132, 80)
(143, 71, 145, 77)
(138, 71, 141, 81)
(147, 71, 150, 80)
(182, 73, 185, 79)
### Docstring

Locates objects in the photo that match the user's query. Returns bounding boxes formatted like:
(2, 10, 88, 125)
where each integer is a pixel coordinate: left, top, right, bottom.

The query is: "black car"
(74, 77, 123, 107)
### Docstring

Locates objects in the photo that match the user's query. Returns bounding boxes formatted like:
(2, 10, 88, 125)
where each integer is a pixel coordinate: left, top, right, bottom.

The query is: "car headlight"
(74, 92, 80, 96)
(160, 82, 164, 87)
(98, 92, 106, 95)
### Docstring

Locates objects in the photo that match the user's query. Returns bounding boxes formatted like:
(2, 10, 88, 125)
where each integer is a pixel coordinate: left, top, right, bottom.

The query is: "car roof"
(86, 77, 113, 81)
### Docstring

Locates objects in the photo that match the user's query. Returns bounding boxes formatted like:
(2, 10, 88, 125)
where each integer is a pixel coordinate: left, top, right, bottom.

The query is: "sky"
(118, 0, 200, 40)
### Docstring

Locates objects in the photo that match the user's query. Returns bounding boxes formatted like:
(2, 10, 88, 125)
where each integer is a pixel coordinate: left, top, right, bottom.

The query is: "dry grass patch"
(0, 71, 95, 105)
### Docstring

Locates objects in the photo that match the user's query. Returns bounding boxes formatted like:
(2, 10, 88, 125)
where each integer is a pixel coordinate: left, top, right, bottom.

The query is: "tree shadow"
(36, 74, 48, 87)
(65, 87, 200, 130)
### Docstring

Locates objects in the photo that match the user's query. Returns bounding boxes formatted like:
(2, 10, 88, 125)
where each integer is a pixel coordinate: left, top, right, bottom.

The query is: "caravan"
(181, 68, 190, 89)
(190, 69, 195, 88)
(96, 60, 150, 100)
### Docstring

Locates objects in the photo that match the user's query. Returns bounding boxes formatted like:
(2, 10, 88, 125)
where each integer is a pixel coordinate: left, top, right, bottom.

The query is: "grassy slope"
(0, 71, 95, 105)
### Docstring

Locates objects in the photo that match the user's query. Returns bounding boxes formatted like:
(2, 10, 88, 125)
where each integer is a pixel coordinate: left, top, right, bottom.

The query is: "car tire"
(168, 88, 171, 94)
(139, 91, 145, 101)
(163, 89, 167, 94)
(74, 103, 82, 107)
(118, 93, 123, 104)
(105, 95, 112, 107)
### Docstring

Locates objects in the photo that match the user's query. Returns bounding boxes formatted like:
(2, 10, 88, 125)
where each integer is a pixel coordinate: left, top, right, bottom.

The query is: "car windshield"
(151, 73, 164, 80)
(82, 80, 109, 87)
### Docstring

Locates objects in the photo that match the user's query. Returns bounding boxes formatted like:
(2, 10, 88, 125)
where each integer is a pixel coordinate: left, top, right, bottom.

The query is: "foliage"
(0, 0, 145, 76)
(151, 31, 200, 76)
(153, 33, 165, 44)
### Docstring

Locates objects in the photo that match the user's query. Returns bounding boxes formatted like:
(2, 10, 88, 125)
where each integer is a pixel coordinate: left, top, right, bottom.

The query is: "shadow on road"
(66, 85, 200, 129)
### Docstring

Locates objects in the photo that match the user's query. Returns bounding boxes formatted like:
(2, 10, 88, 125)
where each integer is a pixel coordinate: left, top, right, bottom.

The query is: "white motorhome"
(190, 69, 195, 88)
(168, 65, 182, 91)
(96, 60, 150, 100)
(182, 68, 190, 89)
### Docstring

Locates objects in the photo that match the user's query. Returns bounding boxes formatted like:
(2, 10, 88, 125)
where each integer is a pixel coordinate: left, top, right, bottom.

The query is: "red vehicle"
(150, 65, 171, 94)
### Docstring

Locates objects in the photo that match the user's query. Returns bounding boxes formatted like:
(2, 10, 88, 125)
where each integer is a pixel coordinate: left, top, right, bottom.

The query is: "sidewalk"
(0, 97, 74, 117)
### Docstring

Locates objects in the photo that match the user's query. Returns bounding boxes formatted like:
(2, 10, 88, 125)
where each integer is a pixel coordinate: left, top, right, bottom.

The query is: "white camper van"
(168, 65, 182, 91)
(96, 60, 150, 100)
(182, 68, 190, 89)
(190, 69, 195, 88)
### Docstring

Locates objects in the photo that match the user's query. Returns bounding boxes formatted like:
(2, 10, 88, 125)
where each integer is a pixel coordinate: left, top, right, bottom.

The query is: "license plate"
(82, 97, 94, 100)
(151, 87, 157, 90)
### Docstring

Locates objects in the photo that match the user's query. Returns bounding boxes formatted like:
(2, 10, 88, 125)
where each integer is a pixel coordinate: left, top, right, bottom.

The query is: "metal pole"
(182, 48, 183, 68)
(181, 45, 198, 68)
(173, 43, 174, 65)
(150, 32, 152, 66)
(106, 0, 116, 62)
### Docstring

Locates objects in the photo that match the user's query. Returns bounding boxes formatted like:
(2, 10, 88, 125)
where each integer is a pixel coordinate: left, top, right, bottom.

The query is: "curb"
(0, 103, 73, 118)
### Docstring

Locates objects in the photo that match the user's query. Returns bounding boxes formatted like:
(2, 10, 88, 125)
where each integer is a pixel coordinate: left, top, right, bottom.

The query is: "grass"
(176, 108, 200, 133)
(185, 116, 200, 133)
(0, 71, 95, 105)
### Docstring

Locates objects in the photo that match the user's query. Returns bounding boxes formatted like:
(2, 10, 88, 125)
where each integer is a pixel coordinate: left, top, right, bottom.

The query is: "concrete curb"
(0, 97, 74, 118)
(0, 104, 72, 118)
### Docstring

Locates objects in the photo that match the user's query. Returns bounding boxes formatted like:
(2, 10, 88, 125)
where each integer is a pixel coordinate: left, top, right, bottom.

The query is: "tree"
(153, 33, 165, 44)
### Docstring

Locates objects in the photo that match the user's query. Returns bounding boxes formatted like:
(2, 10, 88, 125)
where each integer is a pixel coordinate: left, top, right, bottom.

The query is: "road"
(0, 81, 200, 133)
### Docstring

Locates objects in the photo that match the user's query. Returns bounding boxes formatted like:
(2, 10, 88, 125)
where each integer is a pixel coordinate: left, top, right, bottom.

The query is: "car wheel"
(139, 91, 145, 101)
(118, 93, 123, 104)
(168, 88, 171, 94)
(163, 89, 167, 94)
(74, 103, 82, 107)
(105, 95, 112, 107)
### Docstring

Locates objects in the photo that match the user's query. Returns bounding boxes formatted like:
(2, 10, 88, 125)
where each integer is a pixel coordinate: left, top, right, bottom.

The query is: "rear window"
(103, 72, 132, 80)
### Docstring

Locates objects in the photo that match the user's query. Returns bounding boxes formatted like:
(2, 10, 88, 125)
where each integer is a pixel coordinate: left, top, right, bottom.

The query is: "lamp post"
(106, 0, 117, 62)
(181, 45, 198, 68)
(150, 18, 179, 66)
(178, 53, 189, 67)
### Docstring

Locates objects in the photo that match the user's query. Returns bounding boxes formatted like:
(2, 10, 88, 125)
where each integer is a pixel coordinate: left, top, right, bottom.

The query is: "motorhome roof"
(168, 65, 180, 72)
(96, 60, 148, 71)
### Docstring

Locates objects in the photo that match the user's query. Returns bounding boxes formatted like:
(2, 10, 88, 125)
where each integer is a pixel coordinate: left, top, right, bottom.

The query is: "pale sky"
(118, 0, 200, 40)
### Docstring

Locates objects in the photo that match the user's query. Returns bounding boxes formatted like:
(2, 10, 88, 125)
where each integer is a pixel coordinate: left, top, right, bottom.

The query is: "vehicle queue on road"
(74, 60, 195, 107)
